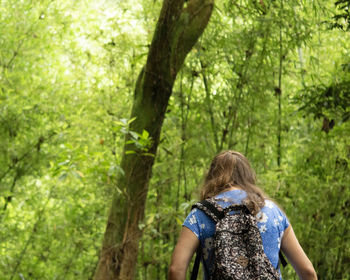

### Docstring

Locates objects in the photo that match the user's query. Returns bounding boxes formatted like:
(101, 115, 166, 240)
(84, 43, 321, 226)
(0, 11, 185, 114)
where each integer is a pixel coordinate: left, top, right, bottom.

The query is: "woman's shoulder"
(263, 200, 285, 214)
(260, 199, 290, 230)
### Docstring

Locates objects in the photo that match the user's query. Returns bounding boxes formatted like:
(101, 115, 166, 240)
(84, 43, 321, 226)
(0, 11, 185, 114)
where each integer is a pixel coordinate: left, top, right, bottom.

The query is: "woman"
(168, 150, 317, 280)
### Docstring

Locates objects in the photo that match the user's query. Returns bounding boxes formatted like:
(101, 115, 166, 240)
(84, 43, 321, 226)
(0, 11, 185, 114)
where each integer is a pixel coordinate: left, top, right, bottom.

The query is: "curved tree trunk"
(94, 0, 214, 279)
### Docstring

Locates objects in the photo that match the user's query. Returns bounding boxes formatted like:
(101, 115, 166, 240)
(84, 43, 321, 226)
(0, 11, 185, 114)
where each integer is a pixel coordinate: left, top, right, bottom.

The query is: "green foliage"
(296, 51, 350, 133)
(332, 0, 350, 30)
(0, 0, 349, 279)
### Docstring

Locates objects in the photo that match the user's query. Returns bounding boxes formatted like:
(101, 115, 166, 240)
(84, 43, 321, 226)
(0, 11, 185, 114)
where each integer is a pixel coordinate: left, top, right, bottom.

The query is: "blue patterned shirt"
(183, 190, 289, 279)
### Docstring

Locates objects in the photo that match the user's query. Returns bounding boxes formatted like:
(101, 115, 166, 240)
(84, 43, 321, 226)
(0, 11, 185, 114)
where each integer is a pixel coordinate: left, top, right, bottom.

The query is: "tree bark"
(94, 1, 214, 279)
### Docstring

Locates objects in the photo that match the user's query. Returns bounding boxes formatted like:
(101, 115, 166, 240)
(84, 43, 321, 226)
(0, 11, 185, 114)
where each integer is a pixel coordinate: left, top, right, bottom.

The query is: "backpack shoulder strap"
(279, 251, 288, 268)
(190, 248, 201, 280)
(192, 199, 224, 223)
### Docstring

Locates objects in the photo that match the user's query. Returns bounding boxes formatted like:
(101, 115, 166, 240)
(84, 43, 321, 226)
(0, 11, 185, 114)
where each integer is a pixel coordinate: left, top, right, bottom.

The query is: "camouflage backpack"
(190, 198, 281, 280)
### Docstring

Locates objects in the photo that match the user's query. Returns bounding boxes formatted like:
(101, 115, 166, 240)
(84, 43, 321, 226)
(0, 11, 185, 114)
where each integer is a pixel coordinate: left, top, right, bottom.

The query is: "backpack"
(190, 198, 281, 280)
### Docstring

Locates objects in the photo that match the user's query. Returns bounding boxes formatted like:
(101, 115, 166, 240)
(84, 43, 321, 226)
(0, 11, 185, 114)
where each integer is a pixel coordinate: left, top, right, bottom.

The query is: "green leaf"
(129, 131, 139, 140)
(58, 173, 68, 181)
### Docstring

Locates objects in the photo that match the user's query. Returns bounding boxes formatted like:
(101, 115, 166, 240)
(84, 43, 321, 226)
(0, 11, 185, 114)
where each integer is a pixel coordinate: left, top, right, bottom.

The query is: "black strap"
(190, 249, 201, 280)
(194, 200, 225, 220)
(190, 248, 211, 280)
(279, 251, 288, 268)
(190, 200, 221, 280)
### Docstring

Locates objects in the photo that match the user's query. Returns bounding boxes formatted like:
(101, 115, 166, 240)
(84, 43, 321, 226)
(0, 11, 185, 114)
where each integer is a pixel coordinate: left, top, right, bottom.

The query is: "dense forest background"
(1, 0, 349, 279)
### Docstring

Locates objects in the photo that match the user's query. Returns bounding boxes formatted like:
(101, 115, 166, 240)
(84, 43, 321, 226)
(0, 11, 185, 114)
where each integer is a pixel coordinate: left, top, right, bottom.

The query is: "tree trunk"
(94, 1, 214, 279)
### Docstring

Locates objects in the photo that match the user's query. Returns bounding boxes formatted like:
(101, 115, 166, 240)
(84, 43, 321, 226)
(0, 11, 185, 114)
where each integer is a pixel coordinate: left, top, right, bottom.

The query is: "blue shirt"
(183, 190, 290, 279)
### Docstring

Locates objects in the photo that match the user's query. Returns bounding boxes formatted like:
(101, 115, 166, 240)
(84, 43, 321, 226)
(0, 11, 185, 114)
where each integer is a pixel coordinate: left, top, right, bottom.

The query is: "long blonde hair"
(200, 150, 267, 215)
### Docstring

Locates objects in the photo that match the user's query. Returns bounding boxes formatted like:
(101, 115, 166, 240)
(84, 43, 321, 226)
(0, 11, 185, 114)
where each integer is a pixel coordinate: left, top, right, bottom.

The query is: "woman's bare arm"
(281, 225, 317, 280)
(168, 226, 199, 280)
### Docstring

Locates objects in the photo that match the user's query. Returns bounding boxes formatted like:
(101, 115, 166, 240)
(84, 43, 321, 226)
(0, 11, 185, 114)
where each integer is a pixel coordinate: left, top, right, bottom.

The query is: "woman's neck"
(228, 185, 241, 190)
